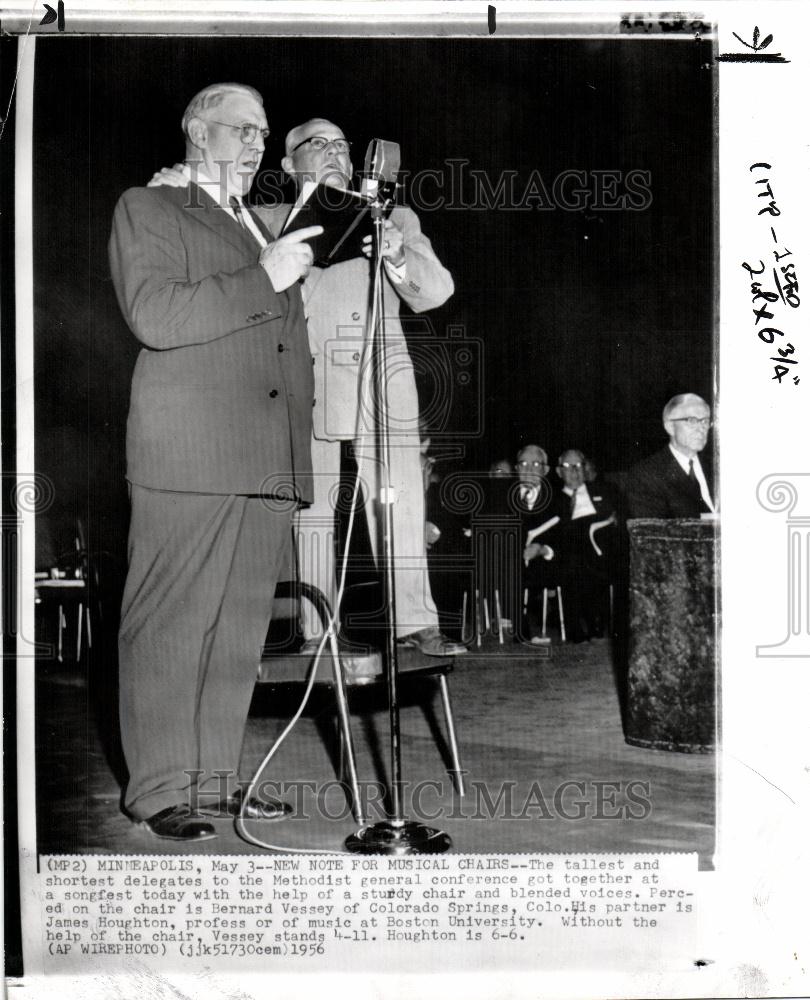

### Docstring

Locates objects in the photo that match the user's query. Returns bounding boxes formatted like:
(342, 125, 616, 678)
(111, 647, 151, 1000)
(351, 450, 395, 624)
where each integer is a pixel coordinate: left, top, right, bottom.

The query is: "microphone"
(360, 139, 401, 202)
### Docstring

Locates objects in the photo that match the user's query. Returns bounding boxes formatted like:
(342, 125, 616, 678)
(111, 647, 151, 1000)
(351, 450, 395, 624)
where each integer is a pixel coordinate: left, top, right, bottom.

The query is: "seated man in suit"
(512, 444, 556, 645)
(627, 393, 715, 518)
(544, 449, 620, 643)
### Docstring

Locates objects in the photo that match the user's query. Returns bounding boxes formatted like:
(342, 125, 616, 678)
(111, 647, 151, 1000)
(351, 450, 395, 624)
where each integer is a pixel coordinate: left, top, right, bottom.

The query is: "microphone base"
(345, 820, 452, 855)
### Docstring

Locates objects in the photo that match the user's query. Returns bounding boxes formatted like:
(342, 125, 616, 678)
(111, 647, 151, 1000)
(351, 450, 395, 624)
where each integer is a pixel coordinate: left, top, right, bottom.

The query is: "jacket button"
(312, 398, 317, 407)
(278, 344, 285, 353)
(268, 389, 278, 398)
(352, 352, 360, 362)
(352, 312, 360, 321)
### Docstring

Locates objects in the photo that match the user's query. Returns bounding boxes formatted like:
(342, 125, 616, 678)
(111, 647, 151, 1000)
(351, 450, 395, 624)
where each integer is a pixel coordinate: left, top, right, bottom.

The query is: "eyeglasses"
(559, 462, 584, 469)
(670, 417, 713, 428)
(207, 120, 270, 144)
(517, 460, 548, 468)
(291, 135, 352, 154)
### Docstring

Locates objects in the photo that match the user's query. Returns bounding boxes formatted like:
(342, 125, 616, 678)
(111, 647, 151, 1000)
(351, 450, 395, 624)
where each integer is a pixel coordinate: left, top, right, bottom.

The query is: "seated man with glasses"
(510, 444, 556, 644)
(544, 450, 621, 643)
(627, 393, 716, 519)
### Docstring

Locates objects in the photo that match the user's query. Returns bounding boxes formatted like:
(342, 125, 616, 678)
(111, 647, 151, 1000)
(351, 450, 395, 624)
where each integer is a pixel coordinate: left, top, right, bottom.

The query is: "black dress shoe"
(139, 804, 217, 841)
(200, 792, 291, 821)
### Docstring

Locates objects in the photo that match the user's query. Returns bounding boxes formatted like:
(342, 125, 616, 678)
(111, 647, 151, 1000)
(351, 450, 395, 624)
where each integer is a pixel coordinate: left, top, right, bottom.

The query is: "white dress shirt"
(562, 484, 597, 519)
(182, 164, 267, 249)
(668, 445, 715, 513)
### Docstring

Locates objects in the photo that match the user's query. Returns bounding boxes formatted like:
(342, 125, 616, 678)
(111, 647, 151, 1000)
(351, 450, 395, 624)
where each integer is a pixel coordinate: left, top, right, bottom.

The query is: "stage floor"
(33, 632, 715, 867)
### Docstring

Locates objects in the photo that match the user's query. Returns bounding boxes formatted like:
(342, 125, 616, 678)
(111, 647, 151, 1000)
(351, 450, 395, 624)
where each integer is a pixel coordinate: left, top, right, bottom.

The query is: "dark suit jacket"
(109, 184, 314, 500)
(543, 481, 621, 578)
(626, 447, 713, 519)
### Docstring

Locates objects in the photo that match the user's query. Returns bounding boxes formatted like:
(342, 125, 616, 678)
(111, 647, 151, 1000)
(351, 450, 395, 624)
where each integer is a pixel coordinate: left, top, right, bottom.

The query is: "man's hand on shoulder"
(259, 227, 323, 292)
(147, 163, 188, 188)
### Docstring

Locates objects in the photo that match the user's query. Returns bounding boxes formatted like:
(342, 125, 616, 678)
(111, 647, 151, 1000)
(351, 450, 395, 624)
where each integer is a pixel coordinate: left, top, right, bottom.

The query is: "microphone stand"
(345, 188, 451, 856)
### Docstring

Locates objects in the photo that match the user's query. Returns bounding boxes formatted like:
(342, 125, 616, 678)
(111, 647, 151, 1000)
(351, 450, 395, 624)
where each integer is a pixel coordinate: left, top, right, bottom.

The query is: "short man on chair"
(258, 118, 465, 657)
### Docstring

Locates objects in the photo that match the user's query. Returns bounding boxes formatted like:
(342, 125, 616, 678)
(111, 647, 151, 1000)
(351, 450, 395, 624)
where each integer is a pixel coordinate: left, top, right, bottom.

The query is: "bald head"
(281, 117, 353, 190)
(284, 118, 339, 155)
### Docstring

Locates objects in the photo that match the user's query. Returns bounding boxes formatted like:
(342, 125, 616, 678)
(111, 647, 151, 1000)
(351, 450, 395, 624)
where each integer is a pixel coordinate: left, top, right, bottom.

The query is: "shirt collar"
(669, 443, 701, 475)
(182, 162, 243, 207)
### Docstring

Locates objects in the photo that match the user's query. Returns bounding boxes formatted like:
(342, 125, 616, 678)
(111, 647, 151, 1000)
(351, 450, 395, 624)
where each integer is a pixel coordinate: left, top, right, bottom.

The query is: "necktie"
(688, 459, 696, 481)
(229, 196, 248, 229)
(570, 489, 577, 516)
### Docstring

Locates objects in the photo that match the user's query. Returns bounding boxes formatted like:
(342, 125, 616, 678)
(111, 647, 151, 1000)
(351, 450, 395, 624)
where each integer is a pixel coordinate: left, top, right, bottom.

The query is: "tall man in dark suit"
(627, 393, 715, 518)
(109, 83, 321, 841)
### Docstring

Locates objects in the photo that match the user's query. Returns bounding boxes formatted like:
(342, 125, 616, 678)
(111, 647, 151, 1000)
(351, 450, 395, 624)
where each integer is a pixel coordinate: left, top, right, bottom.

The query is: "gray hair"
(516, 444, 548, 465)
(181, 83, 263, 137)
(662, 393, 709, 421)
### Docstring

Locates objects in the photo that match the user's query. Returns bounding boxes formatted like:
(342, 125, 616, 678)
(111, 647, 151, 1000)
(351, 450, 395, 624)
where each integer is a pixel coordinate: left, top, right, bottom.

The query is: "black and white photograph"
(3, 3, 809, 997)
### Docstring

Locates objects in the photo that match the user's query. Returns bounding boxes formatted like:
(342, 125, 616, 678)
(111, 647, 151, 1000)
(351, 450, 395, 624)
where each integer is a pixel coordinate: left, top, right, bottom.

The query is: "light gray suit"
(255, 202, 454, 636)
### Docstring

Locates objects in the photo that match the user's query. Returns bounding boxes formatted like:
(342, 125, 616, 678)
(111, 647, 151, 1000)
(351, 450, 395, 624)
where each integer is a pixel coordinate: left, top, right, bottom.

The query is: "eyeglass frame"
(516, 460, 548, 468)
(669, 417, 713, 428)
(206, 119, 270, 144)
(558, 462, 584, 469)
(291, 135, 353, 154)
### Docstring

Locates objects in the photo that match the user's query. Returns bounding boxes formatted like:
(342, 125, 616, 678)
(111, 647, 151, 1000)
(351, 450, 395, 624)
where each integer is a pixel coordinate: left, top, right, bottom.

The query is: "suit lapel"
(182, 183, 256, 256)
(252, 203, 292, 240)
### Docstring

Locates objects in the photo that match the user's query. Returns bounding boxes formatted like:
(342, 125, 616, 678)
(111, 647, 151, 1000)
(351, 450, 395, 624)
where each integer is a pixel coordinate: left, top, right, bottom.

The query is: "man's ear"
(281, 155, 295, 178)
(186, 117, 208, 150)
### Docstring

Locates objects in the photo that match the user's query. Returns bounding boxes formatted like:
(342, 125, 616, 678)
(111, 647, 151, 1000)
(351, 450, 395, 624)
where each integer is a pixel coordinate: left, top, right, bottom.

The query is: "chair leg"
(557, 588, 566, 642)
(475, 588, 482, 647)
(76, 603, 84, 662)
(326, 631, 365, 825)
(542, 588, 549, 638)
(494, 588, 503, 644)
(438, 675, 465, 797)
(57, 605, 64, 663)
